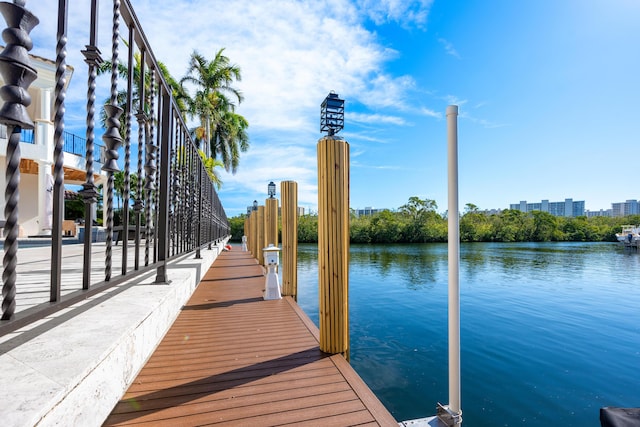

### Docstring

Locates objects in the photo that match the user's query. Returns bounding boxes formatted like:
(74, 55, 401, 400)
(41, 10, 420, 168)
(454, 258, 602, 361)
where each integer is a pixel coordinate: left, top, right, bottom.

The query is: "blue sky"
(28, 0, 640, 217)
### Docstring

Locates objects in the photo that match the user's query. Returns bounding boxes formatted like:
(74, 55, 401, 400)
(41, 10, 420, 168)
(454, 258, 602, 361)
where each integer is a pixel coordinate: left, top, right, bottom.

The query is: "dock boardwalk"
(104, 251, 397, 426)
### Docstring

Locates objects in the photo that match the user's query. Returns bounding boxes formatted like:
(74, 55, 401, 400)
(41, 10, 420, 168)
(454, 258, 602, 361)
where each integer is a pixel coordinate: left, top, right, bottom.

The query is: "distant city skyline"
(349, 197, 640, 218)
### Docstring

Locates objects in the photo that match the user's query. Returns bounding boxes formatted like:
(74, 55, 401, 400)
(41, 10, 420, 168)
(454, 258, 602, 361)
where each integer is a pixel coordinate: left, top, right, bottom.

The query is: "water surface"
(295, 242, 640, 426)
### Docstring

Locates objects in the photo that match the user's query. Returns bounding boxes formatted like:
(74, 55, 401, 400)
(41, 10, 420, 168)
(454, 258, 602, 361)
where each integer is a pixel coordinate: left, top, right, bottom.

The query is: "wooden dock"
(103, 250, 397, 426)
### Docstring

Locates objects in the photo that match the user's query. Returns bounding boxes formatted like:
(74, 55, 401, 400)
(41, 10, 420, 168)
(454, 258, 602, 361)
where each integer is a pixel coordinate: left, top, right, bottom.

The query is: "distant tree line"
(228, 196, 639, 244)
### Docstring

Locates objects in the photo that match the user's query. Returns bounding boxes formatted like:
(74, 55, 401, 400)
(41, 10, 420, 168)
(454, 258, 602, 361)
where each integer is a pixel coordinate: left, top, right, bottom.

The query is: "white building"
(0, 52, 107, 237)
(611, 200, 639, 217)
(509, 198, 585, 217)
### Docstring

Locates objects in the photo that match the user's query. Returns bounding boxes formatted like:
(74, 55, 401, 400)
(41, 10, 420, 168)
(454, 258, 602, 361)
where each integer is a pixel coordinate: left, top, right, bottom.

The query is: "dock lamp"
(268, 181, 276, 198)
(320, 92, 344, 136)
(253, 200, 258, 211)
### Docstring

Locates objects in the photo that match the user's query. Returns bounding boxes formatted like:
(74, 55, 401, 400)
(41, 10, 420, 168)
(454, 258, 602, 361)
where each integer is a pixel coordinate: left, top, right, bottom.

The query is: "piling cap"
(446, 105, 458, 115)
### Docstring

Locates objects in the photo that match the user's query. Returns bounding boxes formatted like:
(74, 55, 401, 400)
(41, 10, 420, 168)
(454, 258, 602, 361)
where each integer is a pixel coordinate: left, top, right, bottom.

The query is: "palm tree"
(198, 151, 224, 190)
(98, 52, 188, 135)
(97, 48, 233, 186)
(181, 49, 250, 173)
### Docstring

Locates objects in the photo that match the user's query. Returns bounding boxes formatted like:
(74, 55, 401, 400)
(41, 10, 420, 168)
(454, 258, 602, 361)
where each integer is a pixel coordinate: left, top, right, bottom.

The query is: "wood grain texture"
(103, 251, 395, 426)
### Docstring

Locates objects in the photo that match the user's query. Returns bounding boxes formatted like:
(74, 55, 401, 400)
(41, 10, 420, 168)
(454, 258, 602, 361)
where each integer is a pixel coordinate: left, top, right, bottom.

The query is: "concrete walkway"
(0, 240, 228, 427)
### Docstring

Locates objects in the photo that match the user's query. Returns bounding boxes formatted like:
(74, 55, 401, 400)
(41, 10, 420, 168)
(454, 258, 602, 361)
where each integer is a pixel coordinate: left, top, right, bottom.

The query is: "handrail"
(0, 0, 230, 334)
(0, 125, 103, 158)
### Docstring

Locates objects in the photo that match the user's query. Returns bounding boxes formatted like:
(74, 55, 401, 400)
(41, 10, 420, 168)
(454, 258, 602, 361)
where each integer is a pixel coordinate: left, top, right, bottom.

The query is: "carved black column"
(101, 0, 124, 281)
(50, 0, 68, 301)
(80, 0, 102, 290)
(144, 71, 157, 266)
(0, 1, 38, 320)
(121, 24, 134, 274)
(133, 49, 146, 271)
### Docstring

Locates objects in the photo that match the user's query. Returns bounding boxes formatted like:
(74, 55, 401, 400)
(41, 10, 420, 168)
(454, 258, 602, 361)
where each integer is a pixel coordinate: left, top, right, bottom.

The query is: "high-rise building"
(585, 209, 613, 218)
(354, 207, 386, 217)
(509, 198, 585, 217)
(611, 200, 639, 217)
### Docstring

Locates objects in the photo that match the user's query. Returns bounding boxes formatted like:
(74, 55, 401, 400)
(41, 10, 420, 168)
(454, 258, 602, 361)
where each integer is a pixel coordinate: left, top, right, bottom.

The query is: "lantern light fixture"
(320, 91, 344, 136)
(268, 181, 276, 198)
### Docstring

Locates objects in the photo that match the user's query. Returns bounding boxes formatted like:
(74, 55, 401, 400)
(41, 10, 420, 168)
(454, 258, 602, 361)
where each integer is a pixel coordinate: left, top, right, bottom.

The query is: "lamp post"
(317, 92, 349, 359)
(250, 200, 258, 257)
(266, 182, 278, 248)
(243, 206, 251, 252)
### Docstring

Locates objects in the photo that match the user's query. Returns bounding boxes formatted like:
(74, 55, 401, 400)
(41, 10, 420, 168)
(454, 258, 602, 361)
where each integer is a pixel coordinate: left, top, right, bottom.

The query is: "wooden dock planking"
(103, 251, 397, 426)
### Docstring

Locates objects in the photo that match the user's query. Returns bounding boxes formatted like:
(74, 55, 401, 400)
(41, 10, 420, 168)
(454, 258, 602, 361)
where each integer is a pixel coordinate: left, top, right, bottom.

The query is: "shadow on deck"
(104, 251, 397, 426)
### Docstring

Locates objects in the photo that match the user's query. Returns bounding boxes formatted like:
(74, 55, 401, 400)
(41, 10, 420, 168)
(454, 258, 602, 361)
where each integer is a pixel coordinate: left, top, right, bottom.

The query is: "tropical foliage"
(228, 196, 639, 243)
(98, 46, 249, 194)
(181, 49, 249, 173)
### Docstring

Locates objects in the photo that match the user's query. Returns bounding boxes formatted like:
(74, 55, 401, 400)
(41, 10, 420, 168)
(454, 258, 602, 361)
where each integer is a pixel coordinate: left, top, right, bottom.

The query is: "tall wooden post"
(257, 205, 265, 265)
(281, 181, 298, 299)
(317, 135, 349, 359)
(250, 210, 257, 258)
(265, 197, 278, 246)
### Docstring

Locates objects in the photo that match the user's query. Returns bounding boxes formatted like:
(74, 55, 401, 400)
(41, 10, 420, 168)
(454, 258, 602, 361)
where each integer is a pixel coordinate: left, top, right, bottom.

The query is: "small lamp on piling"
(253, 200, 258, 211)
(320, 91, 344, 136)
(247, 206, 252, 216)
(268, 181, 276, 198)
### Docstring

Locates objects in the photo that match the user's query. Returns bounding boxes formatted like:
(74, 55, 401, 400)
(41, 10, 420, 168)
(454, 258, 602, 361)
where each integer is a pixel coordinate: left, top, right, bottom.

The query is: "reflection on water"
(296, 242, 640, 426)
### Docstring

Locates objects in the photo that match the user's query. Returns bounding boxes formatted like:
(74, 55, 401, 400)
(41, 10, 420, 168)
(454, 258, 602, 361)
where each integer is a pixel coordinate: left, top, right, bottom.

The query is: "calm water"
(295, 242, 640, 426)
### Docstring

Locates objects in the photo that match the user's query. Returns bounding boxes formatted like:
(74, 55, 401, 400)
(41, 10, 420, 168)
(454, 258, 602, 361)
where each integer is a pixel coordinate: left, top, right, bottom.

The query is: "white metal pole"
(446, 105, 461, 416)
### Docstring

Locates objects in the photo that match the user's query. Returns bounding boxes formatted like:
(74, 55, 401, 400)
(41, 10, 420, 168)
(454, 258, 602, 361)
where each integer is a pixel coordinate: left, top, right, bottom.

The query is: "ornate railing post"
(0, 0, 38, 320)
(195, 163, 202, 259)
(144, 71, 156, 266)
(154, 87, 171, 283)
(101, 0, 124, 281)
(80, 0, 102, 289)
(50, 0, 68, 301)
(133, 49, 146, 271)
(121, 24, 135, 274)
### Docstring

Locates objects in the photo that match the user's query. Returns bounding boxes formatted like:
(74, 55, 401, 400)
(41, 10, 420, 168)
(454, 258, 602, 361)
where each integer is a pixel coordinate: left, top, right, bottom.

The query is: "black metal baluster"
(102, 0, 124, 281)
(144, 71, 156, 266)
(0, 0, 38, 320)
(154, 86, 171, 283)
(50, 0, 67, 301)
(80, 0, 102, 290)
(133, 49, 146, 270)
(122, 24, 134, 274)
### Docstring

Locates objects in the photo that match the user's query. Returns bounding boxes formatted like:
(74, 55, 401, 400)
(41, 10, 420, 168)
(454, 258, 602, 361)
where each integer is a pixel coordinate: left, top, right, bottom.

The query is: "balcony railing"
(0, 125, 104, 158)
(0, 0, 230, 334)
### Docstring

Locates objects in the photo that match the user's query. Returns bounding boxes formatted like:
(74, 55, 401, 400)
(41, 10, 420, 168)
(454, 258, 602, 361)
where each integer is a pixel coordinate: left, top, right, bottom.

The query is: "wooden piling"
(257, 205, 265, 265)
(281, 181, 298, 300)
(250, 211, 257, 258)
(265, 197, 278, 247)
(317, 136, 350, 359)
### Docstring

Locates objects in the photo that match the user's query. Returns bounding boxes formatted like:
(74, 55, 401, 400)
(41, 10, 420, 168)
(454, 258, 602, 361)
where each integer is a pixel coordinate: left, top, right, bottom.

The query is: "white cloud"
(356, 0, 433, 28)
(22, 0, 433, 215)
(349, 112, 406, 125)
(444, 95, 468, 106)
(438, 37, 460, 58)
(419, 107, 442, 119)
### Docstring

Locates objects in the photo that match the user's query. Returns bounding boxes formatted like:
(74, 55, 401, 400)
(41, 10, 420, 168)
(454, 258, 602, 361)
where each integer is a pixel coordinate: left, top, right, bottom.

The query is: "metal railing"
(0, 124, 103, 157)
(0, 0, 230, 334)
(0, 125, 34, 143)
